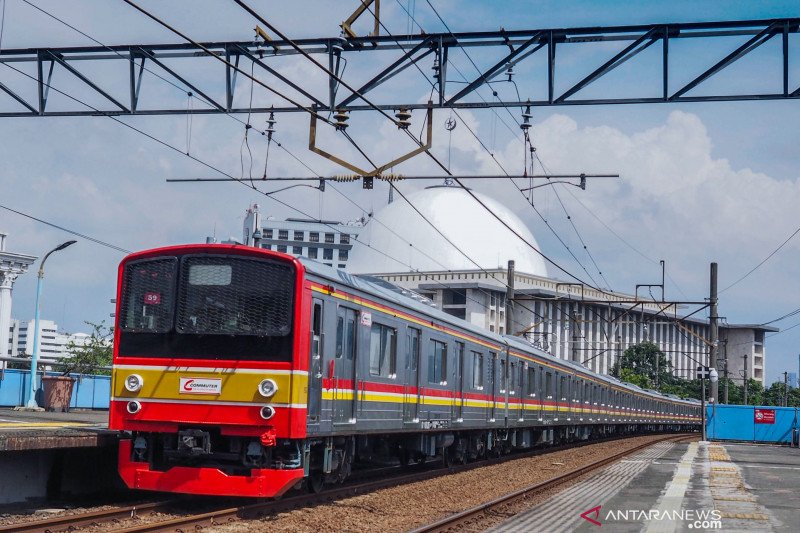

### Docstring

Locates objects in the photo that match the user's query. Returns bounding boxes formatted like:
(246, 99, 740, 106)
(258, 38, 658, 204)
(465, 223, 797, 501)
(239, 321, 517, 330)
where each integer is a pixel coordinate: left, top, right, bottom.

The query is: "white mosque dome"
(348, 185, 548, 276)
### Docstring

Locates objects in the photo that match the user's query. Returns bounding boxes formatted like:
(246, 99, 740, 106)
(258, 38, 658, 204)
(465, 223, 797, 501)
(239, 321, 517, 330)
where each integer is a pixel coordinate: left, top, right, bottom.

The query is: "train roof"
(299, 257, 698, 406)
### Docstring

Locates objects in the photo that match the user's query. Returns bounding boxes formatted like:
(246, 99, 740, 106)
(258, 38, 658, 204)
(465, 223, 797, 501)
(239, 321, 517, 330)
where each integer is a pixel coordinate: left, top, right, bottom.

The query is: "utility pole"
(742, 354, 749, 405)
(723, 339, 729, 404)
(709, 263, 719, 405)
(784, 371, 789, 407)
(505, 260, 515, 336)
(571, 310, 579, 363)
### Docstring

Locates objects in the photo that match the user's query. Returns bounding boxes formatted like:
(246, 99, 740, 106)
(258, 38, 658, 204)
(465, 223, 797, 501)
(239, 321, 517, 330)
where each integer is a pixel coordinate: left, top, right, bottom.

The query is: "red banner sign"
(754, 408, 775, 424)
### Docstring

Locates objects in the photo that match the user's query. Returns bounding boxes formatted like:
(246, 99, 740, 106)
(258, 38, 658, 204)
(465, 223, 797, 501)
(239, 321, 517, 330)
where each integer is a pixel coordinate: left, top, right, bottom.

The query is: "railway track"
(409, 433, 697, 533)
(1, 432, 693, 533)
(0, 501, 176, 533)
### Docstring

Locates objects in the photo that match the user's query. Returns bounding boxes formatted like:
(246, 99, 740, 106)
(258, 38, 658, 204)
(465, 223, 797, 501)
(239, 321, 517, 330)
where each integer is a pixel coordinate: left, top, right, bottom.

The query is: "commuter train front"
(110, 245, 310, 497)
(110, 244, 700, 497)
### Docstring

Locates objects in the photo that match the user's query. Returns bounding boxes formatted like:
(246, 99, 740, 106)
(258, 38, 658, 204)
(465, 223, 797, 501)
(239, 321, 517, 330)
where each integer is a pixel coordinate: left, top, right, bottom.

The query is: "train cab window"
(471, 351, 484, 389)
(545, 371, 553, 398)
(121, 257, 177, 332)
(526, 367, 536, 396)
(428, 340, 447, 384)
(369, 323, 396, 378)
(407, 327, 421, 371)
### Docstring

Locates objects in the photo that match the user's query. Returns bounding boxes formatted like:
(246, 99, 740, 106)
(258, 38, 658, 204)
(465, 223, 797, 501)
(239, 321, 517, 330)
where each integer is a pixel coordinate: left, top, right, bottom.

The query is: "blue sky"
(1, 1, 799, 384)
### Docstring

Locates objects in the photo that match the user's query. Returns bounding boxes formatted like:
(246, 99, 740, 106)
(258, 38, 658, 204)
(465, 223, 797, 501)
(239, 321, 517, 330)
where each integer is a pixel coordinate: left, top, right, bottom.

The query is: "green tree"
(61, 321, 113, 376)
(611, 342, 673, 389)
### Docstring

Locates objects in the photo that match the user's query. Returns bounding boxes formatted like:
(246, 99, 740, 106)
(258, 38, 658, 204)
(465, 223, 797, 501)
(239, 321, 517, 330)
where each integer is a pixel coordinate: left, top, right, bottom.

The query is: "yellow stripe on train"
(113, 366, 309, 406)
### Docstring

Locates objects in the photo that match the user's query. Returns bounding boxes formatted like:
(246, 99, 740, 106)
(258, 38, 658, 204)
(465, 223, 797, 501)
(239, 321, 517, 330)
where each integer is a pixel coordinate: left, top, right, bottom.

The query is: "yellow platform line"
(0, 422, 95, 428)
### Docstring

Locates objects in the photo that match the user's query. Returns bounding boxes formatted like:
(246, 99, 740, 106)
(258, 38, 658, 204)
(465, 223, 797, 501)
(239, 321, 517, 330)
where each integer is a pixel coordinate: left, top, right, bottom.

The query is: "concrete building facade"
(6, 319, 90, 362)
(241, 204, 362, 270)
(373, 268, 774, 384)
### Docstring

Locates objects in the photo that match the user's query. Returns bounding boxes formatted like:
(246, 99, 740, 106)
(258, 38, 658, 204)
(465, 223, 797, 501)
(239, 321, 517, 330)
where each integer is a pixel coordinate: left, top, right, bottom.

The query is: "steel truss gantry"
(0, 18, 798, 118)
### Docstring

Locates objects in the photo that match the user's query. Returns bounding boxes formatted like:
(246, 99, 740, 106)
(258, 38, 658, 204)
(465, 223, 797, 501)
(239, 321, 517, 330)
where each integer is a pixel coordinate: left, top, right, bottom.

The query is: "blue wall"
(706, 404, 800, 443)
(0, 369, 110, 409)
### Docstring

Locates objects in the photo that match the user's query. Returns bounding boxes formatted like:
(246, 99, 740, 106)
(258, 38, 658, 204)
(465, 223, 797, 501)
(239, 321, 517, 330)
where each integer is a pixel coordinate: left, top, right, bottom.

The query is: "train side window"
(499, 359, 507, 393)
(526, 366, 536, 396)
(471, 351, 484, 389)
(545, 371, 553, 398)
(312, 302, 322, 358)
(336, 307, 357, 360)
(345, 313, 356, 360)
(559, 376, 567, 401)
(406, 327, 421, 371)
(335, 315, 344, 358)
(509, 361, 516, 394)
(428, 339, 447, 384)
(369, 323, 396, 378)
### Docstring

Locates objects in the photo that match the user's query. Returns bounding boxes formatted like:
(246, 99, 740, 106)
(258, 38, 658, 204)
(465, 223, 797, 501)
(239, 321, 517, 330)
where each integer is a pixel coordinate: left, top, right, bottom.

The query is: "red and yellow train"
(110, 244, 700, 497)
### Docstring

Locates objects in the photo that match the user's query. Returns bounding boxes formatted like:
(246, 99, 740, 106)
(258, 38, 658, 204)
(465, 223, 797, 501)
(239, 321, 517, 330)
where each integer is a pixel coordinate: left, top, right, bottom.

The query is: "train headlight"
(258, 378, 278, 397)
(260, 405, 276, 420)
(127, 400, 142, 414)
(124, 374, 143, 392)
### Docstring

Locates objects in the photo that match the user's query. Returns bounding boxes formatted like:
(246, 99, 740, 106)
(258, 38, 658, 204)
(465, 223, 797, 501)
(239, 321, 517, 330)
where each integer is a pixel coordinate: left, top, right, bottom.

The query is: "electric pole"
(709, 263, 719, 405)
(742, 354, 749, 405)
(784, 371, 789, 407)
(505, 260, 515, 336)
(723, 339, 729, 404)
(571, 310, 579, 363)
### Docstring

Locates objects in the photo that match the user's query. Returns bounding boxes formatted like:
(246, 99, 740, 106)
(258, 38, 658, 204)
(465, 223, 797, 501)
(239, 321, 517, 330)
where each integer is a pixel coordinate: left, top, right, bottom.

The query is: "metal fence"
(706, 404, 800, 445)
(0, 368, 110, 409)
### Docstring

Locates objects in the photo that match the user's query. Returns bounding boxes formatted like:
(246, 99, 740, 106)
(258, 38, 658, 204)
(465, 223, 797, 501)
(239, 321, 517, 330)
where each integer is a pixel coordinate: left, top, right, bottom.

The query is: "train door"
(544, 370, 553, 421)
(307, 298, 324, 424)
(453, 342, 465, 421)
(333, 306, 358, 424)
(517, 361, 533, 421)
(403, 327, 421, 423)
(488, 352, 497, 421)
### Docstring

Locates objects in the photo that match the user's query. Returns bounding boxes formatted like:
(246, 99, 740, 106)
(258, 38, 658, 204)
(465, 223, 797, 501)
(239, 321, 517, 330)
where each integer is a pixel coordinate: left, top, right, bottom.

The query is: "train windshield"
(118, 254, 295, 360)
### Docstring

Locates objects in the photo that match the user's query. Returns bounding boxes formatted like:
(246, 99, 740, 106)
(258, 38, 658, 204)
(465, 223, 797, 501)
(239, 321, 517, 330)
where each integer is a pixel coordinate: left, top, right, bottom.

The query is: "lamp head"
(55, 240, 77, 251)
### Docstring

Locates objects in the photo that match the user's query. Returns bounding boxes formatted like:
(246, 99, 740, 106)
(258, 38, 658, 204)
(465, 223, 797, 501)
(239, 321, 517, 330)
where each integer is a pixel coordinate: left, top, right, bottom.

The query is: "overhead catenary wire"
(2, 43, 539, 334)
(0, 203, 131, 254)
(361, 2, 717, 362)
(232, 1, 602, 295)
(351, 0, 606, 294)
(408, 0, 615, 291)
(720, 222, 800, 294)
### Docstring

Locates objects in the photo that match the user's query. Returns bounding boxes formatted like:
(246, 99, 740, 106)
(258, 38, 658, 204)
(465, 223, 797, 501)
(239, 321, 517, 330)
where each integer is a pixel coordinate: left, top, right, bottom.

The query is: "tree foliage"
(612, 342, 800, 406)
(61, 321, 113, 376)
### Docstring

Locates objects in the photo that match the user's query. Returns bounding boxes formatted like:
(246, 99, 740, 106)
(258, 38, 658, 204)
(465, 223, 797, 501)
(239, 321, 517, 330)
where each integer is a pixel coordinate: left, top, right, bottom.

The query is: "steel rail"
(0, 500, 176, 533)
(409, 433, 696, 533)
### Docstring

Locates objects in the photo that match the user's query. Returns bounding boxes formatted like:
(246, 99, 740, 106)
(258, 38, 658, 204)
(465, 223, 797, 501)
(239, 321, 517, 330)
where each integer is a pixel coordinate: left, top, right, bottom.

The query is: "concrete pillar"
(0, 233, 37, 368)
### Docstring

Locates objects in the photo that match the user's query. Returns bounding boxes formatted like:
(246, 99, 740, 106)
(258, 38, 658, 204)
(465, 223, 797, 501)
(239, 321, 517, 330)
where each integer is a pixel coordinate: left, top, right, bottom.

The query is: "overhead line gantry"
(0, 18, 798, 117)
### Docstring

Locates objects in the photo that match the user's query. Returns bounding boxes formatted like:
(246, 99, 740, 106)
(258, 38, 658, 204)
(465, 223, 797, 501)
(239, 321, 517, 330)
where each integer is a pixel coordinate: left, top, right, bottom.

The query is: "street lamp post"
(24, 240, 76, 409)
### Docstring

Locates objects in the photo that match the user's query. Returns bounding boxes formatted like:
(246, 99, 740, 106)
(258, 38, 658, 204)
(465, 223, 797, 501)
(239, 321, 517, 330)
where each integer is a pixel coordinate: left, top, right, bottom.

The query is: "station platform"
(0, 408, 121, 505)
(0, 407, 113, 451)
(492, 440, 800, 533)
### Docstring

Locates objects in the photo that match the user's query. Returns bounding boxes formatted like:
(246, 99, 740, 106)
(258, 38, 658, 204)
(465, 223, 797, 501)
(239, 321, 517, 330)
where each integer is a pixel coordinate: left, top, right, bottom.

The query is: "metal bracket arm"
(341, 0, 380, 39)
(308, 103, 432, 177)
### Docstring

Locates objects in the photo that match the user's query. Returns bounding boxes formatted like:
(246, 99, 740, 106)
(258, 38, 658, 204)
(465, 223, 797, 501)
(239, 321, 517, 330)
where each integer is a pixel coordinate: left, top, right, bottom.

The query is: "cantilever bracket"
(341, 0, 380, 39)
(309, 103, 433, 181)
